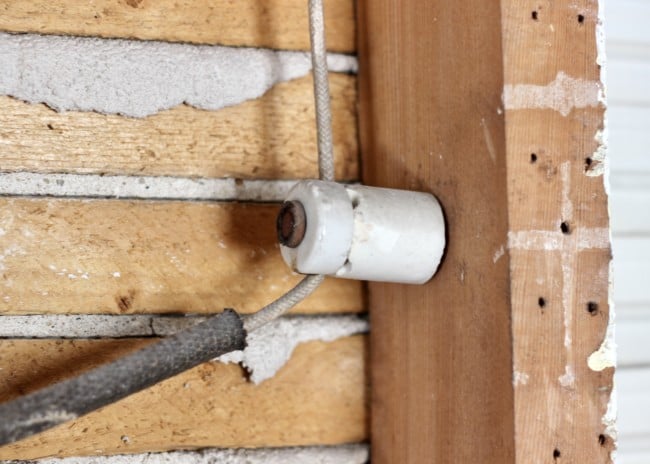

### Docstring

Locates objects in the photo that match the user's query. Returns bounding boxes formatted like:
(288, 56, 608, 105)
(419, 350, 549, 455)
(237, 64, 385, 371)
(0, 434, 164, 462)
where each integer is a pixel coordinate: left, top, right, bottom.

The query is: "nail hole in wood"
(598, 434, 607, 446)
(585, 157, 593, 170)
(587, 301, 599, 316)
(578, 14, 585, 23)
(532, 10, 538, 20)
(538, 297, 546, 308)
(560, 222, 570, 234)
(530, 153, 538, 163)
(553, 449, 561, 460)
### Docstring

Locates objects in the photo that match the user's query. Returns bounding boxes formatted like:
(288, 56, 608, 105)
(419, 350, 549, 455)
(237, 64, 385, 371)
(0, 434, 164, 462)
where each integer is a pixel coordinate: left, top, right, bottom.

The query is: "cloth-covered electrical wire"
(308, 0, 335, 182)
(0, 0, 335, 448)
(243, 274, 325, 332)
(243, 0, 334, 330)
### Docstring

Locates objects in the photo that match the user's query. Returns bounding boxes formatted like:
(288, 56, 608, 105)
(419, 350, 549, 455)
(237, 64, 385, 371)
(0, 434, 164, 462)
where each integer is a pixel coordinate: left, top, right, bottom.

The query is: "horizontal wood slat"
(0, 74, 358, 181)
(608, 59, 650, 106)
(0, 0, 355, 53)
(612, 238, 650, 305)
(617, 367, 650, 456)
(606, 0, 650, 50)
(617, 310, 650, 367)
(0, 198, 363, 315)
(608, 106, 650, 175)
(0, 336, 367, 459)
(611, 189, 650, 235)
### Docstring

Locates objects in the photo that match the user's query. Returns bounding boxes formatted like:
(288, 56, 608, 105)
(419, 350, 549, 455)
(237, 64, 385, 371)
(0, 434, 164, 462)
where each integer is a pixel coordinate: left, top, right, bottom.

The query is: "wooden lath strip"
(0, 74, 358, 181)
(0, 0, 356, 53)
(0, 198, 364, 315)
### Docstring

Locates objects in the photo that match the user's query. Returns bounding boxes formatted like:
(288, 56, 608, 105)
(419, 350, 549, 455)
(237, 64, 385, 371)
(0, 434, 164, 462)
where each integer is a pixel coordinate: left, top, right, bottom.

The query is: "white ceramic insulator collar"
(279, 180, 446, 284)
(280, 180, 354, 274)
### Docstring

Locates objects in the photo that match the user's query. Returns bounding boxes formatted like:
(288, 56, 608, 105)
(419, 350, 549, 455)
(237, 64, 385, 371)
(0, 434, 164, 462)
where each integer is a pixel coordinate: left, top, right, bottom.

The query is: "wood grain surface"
(0, 74, 358, 181)
(0, 198, 363, 315)
(357, 1, 516, 463)
(358, 0, 612, 463)
(0, 336, 367, 459)
(502, 1, 614, 462)
(0, 0, 355, 52)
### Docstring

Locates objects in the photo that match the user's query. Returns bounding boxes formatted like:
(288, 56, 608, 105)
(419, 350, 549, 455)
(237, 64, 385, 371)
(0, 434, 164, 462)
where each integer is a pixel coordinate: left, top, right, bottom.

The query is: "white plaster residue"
(588, 129, 609, 184)
(588, 259, 617, 372)
(508, 230, 563, 251)
(513, 371, 529, 386)
(588, 333, 616, 371)
(559, 365, 576, 388)
(0, 314, 156, 338)
(493, 245, 505, 264)
(603, 379, 618, 443)
(12, 444, 369, 464)
(560, 162, 573, 222)
(0, 32, 358, 118)
(508, 161, 614, 396)
(0, 172, 298, 202)
(503, 71, 602, 116)
(0, 315, 368, 382)
(217, 316, 368, 384)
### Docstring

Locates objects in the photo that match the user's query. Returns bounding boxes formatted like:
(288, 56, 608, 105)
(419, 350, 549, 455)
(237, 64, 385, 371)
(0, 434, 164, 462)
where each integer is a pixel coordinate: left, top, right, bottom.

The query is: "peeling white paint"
(588, 128, 609, 189)
(0, 32, 357, 118)
(6, 444, 369, 464)
(559, 365, 576, 388)
(507, 227, 609, 252)
(503, 71, 602, 116)
(480, 117, 497, 164)
(493, 245, 505, 264)
(0, 172, 298, 202)
(513, 371, 529, 386)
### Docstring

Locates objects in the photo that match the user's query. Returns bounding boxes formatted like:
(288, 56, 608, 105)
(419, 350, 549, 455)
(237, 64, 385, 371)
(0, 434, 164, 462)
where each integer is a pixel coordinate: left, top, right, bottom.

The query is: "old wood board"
(502, 0, 614, 461)
(358, 0, 613, 462)
(0, 0, 355, 52)
(0, 74, 358, 181)
(0, 199, 363, 315)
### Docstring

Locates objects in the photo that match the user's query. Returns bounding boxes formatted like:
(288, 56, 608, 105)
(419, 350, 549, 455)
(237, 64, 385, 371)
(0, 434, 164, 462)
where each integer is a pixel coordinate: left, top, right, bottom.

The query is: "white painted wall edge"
(0, 315, 369, 384)
(0, 32, 358, 118)
(2, 444, 369, 464)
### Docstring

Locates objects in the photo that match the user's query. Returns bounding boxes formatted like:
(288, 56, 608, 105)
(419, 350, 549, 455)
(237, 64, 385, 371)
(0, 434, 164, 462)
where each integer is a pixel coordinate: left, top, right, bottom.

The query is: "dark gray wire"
(0, 310, 246, 447)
